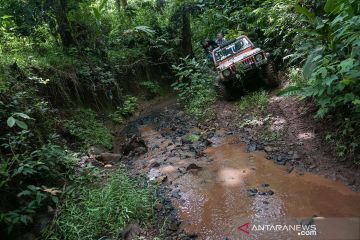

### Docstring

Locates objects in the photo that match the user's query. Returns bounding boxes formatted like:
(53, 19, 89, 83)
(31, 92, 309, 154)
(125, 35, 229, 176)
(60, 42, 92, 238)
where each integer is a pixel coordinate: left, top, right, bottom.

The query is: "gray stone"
(149, 161, 160, 168)
(293, 153, 301, 160)
(266, 190, 274, 195)
(248, 143, 257, 152)
(186, 163, 202, 171)
(96, 153, 122, 163)
(264, 146, 273, 152)
(88, 145, 106, 155)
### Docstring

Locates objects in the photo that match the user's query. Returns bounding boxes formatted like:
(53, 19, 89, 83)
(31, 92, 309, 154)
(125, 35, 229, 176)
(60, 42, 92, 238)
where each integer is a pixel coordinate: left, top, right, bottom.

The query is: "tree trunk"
(181, 9, 193, 57)
(52, 0, 75, 47)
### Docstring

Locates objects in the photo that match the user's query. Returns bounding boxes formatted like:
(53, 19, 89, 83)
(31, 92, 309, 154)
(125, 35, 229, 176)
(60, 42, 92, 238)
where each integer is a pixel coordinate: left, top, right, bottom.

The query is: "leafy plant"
(287, 67, 305, 86)
(7, 112, 32, 130)
(110, 96, 138, 123)
(0, 132, 77, 234)
(65, 109, 112, 149)
(280, 0, 360, 159)
(172, 58, 217, 119)
(238, 90, 268, 115)
(140, 80, 162, 96)
(184, 133, 201, 142)
(45, 168, 155, 240)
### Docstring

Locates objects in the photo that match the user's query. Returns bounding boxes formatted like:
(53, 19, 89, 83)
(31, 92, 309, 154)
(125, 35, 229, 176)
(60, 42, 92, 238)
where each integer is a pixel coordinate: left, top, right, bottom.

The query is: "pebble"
(248, 143, 257, 152)
(186, 163, 202, 171)
(266, 190, 274, 195)
(156, 175, 168, 184)
(264, 146, 273, 152)
(149, 162, 160, 168)
(247, 188, 258, 197)
(293, 153, 301, 160)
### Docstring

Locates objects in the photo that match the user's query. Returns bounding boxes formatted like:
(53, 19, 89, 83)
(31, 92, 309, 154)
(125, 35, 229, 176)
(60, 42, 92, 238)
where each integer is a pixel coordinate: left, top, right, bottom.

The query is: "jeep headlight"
(223, 69, 231, 77)
(255, 54, 263, 61)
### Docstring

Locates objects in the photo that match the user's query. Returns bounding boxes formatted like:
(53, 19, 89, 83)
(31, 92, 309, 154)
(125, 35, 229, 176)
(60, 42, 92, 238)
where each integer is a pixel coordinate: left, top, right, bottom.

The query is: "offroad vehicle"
(212, 35, 280, 98)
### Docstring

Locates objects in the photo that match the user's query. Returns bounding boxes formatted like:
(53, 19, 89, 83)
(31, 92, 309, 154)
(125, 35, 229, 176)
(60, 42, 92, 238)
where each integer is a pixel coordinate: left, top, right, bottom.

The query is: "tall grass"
(45, 169, 155, 240)
(238, 90, 269, 115)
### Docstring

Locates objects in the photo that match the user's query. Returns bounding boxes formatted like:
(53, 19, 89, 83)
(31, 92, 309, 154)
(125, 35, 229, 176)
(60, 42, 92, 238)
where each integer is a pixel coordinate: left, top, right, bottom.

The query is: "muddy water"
(176, 140, 360, 239)
(138, 125, 360, 239)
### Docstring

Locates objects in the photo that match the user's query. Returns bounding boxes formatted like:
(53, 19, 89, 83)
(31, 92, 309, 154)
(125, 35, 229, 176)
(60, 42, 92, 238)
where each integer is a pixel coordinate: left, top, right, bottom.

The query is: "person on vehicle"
(201, 39, 218, 61)
(215, 32, 226, 45)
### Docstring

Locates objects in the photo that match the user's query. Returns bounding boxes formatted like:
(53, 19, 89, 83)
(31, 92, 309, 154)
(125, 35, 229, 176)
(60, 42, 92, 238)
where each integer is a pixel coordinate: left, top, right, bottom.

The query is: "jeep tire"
(215, 76, 232, 100)
(263, 62, 280, 88)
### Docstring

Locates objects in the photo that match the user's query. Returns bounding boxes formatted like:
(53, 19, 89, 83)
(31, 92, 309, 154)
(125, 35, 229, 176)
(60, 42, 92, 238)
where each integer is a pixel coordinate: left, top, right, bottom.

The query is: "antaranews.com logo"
(224, 217, 360, 240)
(237, 222, 317, 236)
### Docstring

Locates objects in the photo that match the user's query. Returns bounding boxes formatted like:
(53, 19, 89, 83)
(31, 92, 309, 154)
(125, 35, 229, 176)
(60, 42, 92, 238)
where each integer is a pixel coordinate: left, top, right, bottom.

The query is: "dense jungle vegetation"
(0, 0, 359, 239)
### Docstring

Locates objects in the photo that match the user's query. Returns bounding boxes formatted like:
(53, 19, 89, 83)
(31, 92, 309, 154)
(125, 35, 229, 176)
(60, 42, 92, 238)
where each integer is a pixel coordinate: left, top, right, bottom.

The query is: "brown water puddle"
(174, 141, 360, 239)
(137, 126, 360, 239)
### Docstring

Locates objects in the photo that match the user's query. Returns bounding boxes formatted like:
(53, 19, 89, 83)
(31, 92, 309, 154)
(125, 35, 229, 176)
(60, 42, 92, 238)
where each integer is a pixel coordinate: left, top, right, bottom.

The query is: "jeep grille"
(242, 56, 256, 67)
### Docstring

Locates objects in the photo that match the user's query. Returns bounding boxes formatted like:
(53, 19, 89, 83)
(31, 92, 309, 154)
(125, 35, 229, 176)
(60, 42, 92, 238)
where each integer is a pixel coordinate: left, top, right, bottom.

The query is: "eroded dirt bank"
(116, 99, 360, 240)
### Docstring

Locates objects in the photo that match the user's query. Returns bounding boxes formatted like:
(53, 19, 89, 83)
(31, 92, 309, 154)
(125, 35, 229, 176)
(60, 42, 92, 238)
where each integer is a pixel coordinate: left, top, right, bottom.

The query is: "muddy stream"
(121, 105, 360, 240)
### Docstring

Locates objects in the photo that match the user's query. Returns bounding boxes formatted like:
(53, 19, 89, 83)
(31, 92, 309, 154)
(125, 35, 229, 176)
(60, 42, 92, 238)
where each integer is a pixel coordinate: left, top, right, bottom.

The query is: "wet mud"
(118, 103, 360, 240)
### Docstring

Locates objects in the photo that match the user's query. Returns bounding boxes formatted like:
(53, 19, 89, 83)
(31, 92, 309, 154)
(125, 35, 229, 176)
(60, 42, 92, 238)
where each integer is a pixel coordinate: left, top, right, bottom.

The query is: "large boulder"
(96, 153, 122, 163)
(88, 145, 107, 155)
(122, 134, 148, 156)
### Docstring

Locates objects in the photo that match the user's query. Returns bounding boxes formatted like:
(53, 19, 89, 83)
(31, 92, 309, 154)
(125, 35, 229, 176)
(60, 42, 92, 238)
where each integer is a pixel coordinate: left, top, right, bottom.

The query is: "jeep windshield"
(214, 37, 252, 62)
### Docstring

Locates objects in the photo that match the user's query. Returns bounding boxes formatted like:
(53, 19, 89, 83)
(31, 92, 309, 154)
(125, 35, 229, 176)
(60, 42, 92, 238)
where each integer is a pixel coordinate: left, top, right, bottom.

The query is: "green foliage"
(238, 90, 269, 115)
(287, 67, 305, 86)
(45, 168, 155, 240)
(65, 109, 112, 149)
(184, 133, 201, 142)
(7, 112, 32, 130)
(0, 62, 78, 235)
(0, 1, 178, 237)
(140, 80, 162, 96)
(1, 0, 358, 238)
(0, 0, 176, 110)
(284, 0, 360, 159)
(0, 132, 77, 234)
(110, 96, 138, 123)
(0, 0, 187, 238)
(278, 68, 306, 96)
(172, 58, 217, 119)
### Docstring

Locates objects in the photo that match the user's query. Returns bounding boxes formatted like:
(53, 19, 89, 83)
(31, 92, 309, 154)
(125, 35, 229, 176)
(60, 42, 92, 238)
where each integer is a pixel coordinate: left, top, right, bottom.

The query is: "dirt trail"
(117, 99, 360, 240)
(268, 94, 359, 187)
